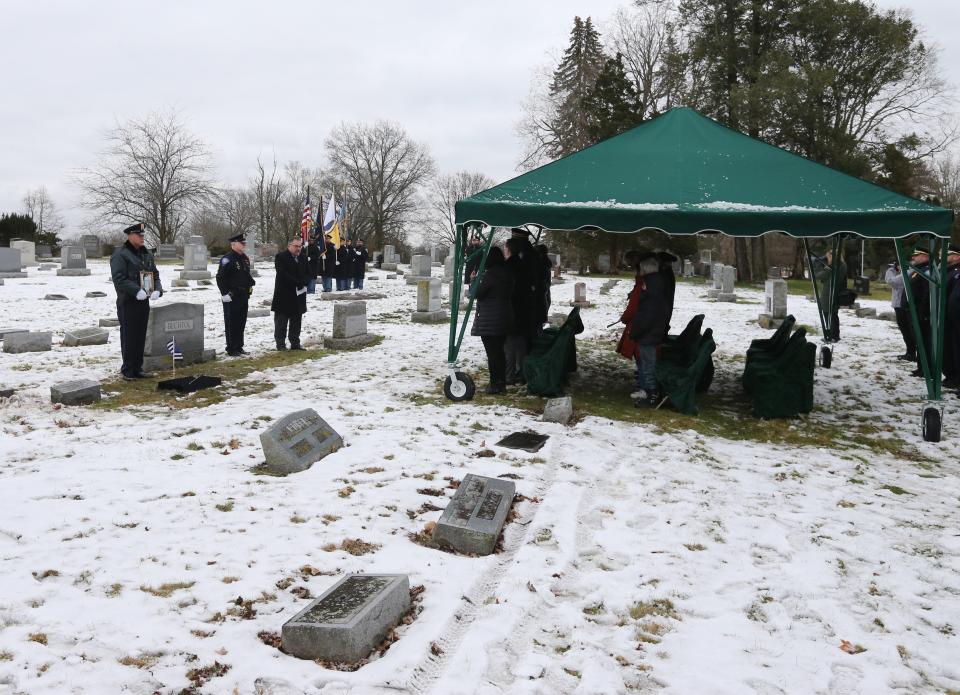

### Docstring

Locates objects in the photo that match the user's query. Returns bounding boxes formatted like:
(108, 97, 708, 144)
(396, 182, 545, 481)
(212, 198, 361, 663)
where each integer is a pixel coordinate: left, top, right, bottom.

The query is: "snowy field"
(0, 258, 958, 695)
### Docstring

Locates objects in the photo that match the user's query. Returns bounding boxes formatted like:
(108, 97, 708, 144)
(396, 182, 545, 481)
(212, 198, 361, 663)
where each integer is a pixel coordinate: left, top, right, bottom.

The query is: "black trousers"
(274, 312, 302, 348)
(223, 294, 248, 353)
(944, 312, 960, 381)
(481, 335, 507, 387)
(894, 307, 916, 356)
(117, 298, 150, 376)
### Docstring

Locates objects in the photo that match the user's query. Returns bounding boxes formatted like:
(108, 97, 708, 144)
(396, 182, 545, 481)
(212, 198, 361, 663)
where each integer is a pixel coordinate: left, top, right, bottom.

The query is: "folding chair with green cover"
(747, 315, 796, 357)
(743, 327, 816, 417)
(524, 307, 584, 397)
(656, 328, 717, 416)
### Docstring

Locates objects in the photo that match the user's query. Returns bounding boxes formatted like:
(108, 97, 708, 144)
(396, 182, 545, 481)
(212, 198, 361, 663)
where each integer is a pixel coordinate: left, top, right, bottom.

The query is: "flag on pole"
(166, 336, 183, 361)
(322, 192, 341, 249)
(300, 198, 313, 245)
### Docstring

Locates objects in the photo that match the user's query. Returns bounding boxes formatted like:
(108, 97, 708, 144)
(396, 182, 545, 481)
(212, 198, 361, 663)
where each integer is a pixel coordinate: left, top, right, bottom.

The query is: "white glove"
(149, 291, 160, 301)
(135, 289, 147, 301)
(221, 294, 232, 303)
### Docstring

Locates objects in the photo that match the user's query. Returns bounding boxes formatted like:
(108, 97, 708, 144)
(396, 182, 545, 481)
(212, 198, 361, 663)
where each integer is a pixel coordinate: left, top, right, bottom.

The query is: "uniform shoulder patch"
(220, 257, 230, 265)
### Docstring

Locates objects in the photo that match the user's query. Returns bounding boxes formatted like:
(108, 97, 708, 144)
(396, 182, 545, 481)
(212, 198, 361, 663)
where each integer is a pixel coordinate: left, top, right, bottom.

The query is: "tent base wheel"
(444, 371, 476, 402)
(819, 346, 832, 368)
(922, 406, 942, 442)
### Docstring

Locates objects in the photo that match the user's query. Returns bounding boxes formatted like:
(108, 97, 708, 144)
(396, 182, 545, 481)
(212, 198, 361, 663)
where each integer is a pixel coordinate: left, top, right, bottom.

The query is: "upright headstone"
(597, 254, 611, 273)
(246, 235, 259, 277)
(443, 255, 454, 283)
(157, 243, 177, 260)
(35, 244, 51, 259)
(50, 379, 101, 406)
(10, 240, 36, 267)
(281, 574, 410, 662)
(707, 263, 723, 298)
(569, 282, 594, 308)
(381, 244, 397, 270)
(683, 259, 695, 277)
(433, 474, 516, 555)
(260, 408, 343, 475)
(180, 238, 212, 280)
(142, 302, 211, 370)
(57, 246, 91, 276)
(0, 248, 26, 278)
(411, 278, 447, 323)
(542, 396, 574, 424)
(81, 235, 102, 258)
(758, 278, 788, 328)
(405, 254, 433, 284)
(323, 301, 379, 349)
(716, 265, 737, 302)
(700, 249, 712, 264)
(431, 246, 440, 264)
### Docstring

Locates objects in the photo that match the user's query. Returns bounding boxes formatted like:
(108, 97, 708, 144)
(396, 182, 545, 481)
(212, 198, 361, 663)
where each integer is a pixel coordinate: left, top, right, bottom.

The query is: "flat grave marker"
(260, 408, 343, 475)
(433, 473, 516, 556)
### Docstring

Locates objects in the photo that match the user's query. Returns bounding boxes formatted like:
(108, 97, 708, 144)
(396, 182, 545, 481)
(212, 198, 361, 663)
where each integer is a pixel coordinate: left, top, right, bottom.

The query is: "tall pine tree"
(548, 16, 607, 158)
(584, 53, 644, 142)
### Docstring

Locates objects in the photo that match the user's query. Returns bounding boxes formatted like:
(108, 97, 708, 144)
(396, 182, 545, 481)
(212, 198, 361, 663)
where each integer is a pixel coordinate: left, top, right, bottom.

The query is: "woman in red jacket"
(617, 263, 643, 393)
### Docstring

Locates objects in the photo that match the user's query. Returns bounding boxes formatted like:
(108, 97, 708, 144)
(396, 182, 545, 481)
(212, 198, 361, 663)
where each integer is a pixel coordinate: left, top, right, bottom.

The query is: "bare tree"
(250, 154, 287, 248)
(75, 111, 216, 245)
(516, 63, 565, 172)
(325, 120, 435, 249)
(22, 186, 65, 240)
(421, 171, 495, 248)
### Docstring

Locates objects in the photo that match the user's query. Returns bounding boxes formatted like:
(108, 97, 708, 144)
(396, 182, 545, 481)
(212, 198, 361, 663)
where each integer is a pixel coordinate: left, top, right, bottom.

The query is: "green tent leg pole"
(929, 237, 947, 401)
(895, 239, 935, 400)
(447, 224, 467, 365)
(804, 239, 831, 341)
(453, 229, 495, 356)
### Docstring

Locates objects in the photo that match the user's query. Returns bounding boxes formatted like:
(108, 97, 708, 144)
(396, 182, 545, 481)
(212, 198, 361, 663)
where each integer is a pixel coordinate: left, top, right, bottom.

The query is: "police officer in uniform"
(110, 222, 163, 380)
(216, 233, 256, 356)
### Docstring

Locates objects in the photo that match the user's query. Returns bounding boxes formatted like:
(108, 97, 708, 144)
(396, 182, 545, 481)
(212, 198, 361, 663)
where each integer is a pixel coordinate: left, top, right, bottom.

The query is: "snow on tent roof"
(455, 107, 954, 239)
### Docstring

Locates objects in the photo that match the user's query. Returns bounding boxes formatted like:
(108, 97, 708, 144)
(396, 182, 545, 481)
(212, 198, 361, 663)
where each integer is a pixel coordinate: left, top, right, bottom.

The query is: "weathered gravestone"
(411, 278, 447, 323)
(142, 302, 212, 370)
(281, 574, 410, 662)
(0, 328, 27, 341)
(247, 308, 270, 318)
(405, 254, 433, 285)
(3, 332, 52, 353)
(683, 259, 695, 277)
(433, 474, 516, 556)
(35, 244, 51, 259)
(716, 265, 737, 302)
(381, 244, 398, 271)
(44, 294, 68, 301)
(157, 243, 177, 260)
(63, 327, 109, 347)
(443, 255, 454, 283)
(855, 306, 877, 318)
(260, 408, 343, 475)
(323, 301, 379, 349)
(597, 253, 611, 273)
(57, 246, 91, 276)
(707, 263, 723, 298)
(548, 312, 567, 328)
(758, 278, 788, 328)
(246, 235, 259, 277)
(10, 240, 36, 267)
(0, 248, 26, 278)
(599, 279, 619, 296)
(98, 317, 120, 328)
(180, 237, 212, 280)
(85, 291, 107, 298)
(569, 282, 594, 308)
(50, 379, 101, 406)
(81, 235, 102, 258)
(542, 396, 574, 424)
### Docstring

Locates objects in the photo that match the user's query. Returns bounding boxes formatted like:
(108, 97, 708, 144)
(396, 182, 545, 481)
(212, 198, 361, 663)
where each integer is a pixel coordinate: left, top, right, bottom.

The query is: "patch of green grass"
(215, 500, 234, 512)
(140, 581, 194, 598)
(881, 484, 912, 496)
(629, 599, 679, 621)
(91, 348, 331, 412)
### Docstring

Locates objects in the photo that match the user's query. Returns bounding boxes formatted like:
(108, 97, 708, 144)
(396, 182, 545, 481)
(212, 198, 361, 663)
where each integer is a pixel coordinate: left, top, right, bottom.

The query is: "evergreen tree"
(548, 16, 608, 158)
(584, 53, 644, 142)
(0, 213, 38, 246)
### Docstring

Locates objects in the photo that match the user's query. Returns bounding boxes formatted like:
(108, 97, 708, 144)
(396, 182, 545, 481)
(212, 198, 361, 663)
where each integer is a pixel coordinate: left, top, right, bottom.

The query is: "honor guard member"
(110, 222, 163, 380)
(217, 233, 256, 356)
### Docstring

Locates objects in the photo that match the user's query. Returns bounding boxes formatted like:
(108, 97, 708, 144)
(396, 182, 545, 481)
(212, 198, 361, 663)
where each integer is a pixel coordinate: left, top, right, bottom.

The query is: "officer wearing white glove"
(149, 291, 160, 301)
(136, 289, 147, 300)
(221, 294, 232, 303)
(216, 233, 256, 356)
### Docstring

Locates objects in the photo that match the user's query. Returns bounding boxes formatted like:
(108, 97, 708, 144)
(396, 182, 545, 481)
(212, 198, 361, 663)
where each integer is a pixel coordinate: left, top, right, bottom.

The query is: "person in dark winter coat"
(110, 222, 164, 379)
(908, 247, 931, 377)
(216, 233, 256, 356)
(335, 242, 351, 291)
(271, 238, 309, 350)
(342, 239, 357, 289)
(536, 243, 553, 317)
(504, 236, 541, 384)
(630, 256, 669, 406)
(464, 236, 483, 287)
(306, 236, 321, 294)
(352, 240, 369, 290)
(656, 251, 677, 333)
(318, 232, 337, 293)
(941, 246, 960, 388)
(471, 246, 514, 394)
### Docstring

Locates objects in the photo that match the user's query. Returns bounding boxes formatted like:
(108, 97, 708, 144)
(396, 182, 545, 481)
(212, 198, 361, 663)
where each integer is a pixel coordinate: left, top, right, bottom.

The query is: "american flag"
(300, 198, 313, 244)
(166, 336, 183, 361)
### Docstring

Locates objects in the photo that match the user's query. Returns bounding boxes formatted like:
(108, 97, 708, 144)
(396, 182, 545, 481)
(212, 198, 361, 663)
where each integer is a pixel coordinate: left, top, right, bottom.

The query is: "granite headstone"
(260, 408, 343, 475)
(433, 474, 516, 556)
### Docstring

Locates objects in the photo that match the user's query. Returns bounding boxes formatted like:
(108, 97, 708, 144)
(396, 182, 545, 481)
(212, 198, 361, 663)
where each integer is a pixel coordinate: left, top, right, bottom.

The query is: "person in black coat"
(335, 242, 351, 291)
(464, 236, 483, 286)
(536, 243, 553, 317)
(352, 239, 370, 290)
(909, 247, 931, 377)
(318, 232, 337, 293)
(306, 236, 321, 294)
(271, 238, 309, 350)
(630, 255, 668, 406)
(657, 251, 677, 334)
(504, 236, 541, 384)
(471, 246, 514, 394)
(110, 222, 163, 379)
(216, 233, 256, 356)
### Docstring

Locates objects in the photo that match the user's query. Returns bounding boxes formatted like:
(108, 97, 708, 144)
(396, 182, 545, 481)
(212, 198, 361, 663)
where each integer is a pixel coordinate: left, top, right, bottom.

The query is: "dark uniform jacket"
(216, 250, 255, 299)
(111, 241, 163, 302)
(335, 246, 350, 280)
(505, 255, 540, 338)
(271, 250, 309, 316)
(630, 272, 669, 346)
(319, 242, 337, 277)
(306, 242, 321, 279)
(470, 262, 514, 336)
(352, 247, 369, 278)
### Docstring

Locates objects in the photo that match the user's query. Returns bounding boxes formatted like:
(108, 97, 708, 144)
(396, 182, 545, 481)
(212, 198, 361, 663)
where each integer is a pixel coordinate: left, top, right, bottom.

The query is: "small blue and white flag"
(166, 336, 183, 361)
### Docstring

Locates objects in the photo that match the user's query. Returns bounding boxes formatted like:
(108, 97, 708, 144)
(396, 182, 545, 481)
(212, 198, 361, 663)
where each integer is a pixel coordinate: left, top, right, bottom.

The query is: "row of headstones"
(259, 408, 516, 662)
(706, 263, 738, 302)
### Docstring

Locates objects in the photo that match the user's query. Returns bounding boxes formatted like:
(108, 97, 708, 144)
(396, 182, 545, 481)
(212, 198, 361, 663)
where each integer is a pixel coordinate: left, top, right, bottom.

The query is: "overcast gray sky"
(1, 0, 957, 234)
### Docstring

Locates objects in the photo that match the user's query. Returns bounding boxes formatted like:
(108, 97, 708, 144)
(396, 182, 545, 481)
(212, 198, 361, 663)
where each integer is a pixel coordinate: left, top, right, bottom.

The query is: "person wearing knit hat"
(110, 222, 163, 379)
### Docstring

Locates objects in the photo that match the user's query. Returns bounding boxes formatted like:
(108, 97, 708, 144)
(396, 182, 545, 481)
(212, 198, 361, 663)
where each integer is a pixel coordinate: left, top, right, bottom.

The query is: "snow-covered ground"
(0, 259, 957, 695)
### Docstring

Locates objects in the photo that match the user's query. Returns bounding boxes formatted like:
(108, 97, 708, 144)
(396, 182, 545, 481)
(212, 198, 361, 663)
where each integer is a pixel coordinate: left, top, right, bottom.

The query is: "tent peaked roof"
(456, 107, 954, 238)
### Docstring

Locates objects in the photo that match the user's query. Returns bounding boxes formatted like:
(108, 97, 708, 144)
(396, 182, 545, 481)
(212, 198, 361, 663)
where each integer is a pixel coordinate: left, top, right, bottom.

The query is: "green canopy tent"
(446, 107, 955, 440)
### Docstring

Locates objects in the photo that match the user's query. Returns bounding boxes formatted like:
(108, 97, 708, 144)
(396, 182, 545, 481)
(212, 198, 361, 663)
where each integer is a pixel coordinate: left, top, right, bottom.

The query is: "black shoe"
(484, 384, 505, 394)
(237, 349, 250, 355)
(290, 344, 306, 351)
(276, 344, 287, 351)
(910, 369, 924, 377)
(134, 372, 154, 379)
(897, 353, 916, 361)
(227, 351, 241, 357)
(122, 374, 136, 382)
(943, 379, 959, 389)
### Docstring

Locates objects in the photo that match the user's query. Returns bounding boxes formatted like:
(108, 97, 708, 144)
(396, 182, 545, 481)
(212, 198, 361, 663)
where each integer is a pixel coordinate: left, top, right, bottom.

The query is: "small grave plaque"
(63, 327, 109, 347)
(260, 408, 343, 475)
(542, 396, 573, 424)
(281, 574, 410, 662)
(50, 379, 101, 406)
(433, 473, 516, 556)
(495, 431, 549, 452)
